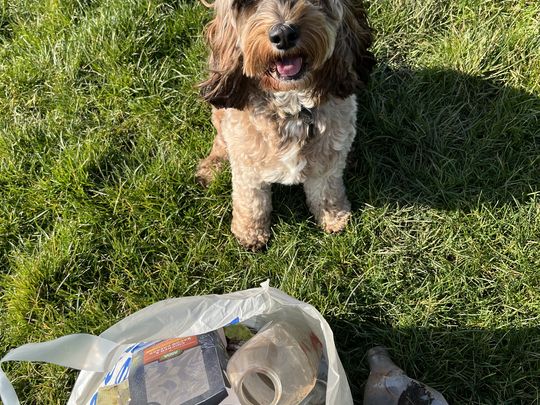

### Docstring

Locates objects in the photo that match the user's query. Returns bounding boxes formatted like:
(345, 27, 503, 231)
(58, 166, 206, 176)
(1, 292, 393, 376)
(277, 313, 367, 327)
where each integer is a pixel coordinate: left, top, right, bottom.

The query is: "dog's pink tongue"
(276, 57, 302, 77)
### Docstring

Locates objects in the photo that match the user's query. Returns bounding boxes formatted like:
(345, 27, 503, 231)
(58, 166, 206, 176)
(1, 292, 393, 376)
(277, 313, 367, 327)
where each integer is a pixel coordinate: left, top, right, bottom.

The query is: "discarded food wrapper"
(95, 380, 129, 405)
(93, 331, 232, 405)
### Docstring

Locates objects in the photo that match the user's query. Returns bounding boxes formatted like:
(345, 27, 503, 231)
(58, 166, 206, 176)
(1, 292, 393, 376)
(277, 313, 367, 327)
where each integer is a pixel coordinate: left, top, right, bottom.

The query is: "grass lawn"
(1, 0, 539, 403)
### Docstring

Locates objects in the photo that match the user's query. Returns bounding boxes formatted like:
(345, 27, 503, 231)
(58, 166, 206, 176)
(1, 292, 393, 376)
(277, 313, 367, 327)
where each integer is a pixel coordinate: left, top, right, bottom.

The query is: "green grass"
(1, 0, 539, 403)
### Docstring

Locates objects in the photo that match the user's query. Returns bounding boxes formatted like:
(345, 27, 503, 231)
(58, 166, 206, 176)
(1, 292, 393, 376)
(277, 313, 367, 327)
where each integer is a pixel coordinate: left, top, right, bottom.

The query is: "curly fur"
(197, 0, 375, 250)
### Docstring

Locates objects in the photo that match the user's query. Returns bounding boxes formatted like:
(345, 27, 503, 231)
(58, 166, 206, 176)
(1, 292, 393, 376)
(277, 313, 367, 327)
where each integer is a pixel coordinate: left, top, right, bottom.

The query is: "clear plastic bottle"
(226, 320, 323, 405)
(363, 346, 449, 405)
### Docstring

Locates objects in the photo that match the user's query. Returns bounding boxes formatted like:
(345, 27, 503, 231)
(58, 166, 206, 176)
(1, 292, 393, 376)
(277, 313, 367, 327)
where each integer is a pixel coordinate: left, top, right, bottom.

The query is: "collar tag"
(299, 107, 315, 137)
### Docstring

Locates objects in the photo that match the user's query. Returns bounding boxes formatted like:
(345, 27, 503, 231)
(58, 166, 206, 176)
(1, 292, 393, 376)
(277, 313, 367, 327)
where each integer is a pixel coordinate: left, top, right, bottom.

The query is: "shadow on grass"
(348, 64, 540, 211)
(328, 66, 540, 404)
(327, 317, 540, 404)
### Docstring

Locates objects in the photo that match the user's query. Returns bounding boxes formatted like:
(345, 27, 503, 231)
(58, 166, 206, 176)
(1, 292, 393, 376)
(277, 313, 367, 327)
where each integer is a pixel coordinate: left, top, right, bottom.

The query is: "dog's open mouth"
(271, 56, 305, 81)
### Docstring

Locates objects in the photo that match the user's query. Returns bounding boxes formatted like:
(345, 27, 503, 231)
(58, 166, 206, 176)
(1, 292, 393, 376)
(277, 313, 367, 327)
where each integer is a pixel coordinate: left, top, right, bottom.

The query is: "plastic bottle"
(226, 320, 323, 405)
(363, 346, 449, 405)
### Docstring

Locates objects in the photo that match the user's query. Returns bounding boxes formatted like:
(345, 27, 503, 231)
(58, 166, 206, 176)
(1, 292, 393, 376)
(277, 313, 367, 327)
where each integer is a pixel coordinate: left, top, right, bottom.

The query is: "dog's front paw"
(319, 209, 351, 233)
(231, 223, 270, 251)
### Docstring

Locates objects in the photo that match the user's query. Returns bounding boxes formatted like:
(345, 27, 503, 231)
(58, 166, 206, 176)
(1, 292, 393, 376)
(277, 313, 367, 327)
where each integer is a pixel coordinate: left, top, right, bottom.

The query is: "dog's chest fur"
(249, 92, 315, 184)
(273, 92, 316, 146)
(223, 92, 357, 185)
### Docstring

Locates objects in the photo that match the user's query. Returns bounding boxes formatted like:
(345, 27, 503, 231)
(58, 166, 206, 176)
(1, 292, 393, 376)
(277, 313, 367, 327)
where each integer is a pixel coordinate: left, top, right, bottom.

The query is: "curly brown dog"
(197, 0, 375, 250)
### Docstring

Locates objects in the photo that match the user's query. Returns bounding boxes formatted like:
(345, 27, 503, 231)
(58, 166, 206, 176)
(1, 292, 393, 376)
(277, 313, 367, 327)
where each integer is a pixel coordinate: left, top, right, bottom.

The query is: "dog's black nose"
(268, 24, 299, 50)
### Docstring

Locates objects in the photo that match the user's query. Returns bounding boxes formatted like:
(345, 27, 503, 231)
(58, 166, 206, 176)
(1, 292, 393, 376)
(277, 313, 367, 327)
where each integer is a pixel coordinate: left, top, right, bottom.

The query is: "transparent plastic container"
(226, 320, 323, 405)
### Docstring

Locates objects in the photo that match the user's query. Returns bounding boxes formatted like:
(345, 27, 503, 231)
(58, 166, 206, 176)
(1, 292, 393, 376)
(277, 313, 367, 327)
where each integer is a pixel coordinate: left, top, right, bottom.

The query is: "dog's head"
(199, 0, 375, 109)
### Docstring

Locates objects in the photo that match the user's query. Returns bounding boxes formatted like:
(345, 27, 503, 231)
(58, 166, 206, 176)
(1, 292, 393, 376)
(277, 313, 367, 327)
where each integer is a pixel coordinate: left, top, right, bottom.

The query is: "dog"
(196, 0, 375, 250)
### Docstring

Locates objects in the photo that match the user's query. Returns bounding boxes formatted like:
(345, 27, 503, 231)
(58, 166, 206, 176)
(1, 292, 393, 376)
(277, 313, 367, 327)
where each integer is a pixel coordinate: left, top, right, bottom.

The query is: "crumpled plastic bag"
(0, 281, 353, 404)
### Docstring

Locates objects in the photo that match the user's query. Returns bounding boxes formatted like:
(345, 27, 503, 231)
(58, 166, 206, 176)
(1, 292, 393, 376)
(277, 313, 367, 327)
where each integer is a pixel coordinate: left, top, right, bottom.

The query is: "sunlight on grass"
(1, 0, 539, 403)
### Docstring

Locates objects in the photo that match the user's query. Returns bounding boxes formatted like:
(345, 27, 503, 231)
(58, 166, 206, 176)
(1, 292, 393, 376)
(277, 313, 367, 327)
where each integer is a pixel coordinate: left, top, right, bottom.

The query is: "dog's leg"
(230, 173, 272, 251)
(196, 109, 228, 187)
(304, 173, 351, 233)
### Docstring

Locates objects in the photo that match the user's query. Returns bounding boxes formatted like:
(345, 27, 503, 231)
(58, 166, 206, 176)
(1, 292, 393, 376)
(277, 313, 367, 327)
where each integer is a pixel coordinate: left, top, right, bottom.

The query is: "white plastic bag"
(0, 281, 353, 404)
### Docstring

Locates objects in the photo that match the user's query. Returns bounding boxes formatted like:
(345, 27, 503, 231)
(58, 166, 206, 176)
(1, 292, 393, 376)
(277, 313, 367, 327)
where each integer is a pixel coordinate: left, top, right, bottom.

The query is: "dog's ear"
(343, 0, 376, 87)
(313, 0, 376, 100)
(199, 10, 251, 109)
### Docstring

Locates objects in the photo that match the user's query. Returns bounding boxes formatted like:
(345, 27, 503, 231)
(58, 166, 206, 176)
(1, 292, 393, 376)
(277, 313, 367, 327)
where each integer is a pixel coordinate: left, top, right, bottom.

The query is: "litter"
(363, 346, 448, 405)
(0, 282, 353, 404)
(227, 320, 323, 405)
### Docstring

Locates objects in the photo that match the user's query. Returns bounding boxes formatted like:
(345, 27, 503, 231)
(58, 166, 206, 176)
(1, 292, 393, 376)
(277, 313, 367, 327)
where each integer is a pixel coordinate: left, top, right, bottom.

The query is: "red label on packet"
(143, 337, 199, 364)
